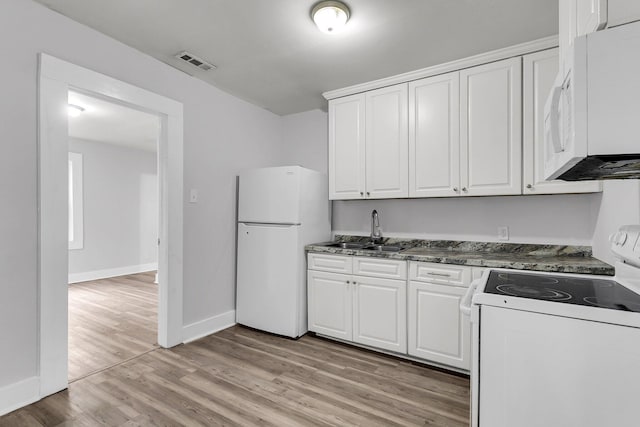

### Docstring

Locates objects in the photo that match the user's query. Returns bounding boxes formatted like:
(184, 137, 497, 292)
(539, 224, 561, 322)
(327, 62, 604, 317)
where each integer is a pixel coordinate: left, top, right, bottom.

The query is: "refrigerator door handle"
(239, 222, 301, 227)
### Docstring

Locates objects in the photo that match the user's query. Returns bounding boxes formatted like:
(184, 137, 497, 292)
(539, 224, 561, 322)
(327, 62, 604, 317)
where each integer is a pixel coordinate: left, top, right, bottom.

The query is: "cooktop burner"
(484, 271, 640, 312)
(495, 284, 573, 301)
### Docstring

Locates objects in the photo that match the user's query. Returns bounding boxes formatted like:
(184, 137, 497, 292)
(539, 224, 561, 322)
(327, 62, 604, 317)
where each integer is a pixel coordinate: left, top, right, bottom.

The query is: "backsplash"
(331, 194, 598, 246)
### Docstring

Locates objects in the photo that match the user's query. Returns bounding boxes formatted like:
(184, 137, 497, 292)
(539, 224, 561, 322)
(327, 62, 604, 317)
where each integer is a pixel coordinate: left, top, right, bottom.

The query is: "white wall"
(332, 195, 597, 245)
(68, 138, 158, 278)
(0, 0, 283, 392)
(281, 109, 328, 173)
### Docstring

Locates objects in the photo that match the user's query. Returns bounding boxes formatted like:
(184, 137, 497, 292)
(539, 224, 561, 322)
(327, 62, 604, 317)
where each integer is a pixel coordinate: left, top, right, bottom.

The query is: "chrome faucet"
(370, 210, 382, 243)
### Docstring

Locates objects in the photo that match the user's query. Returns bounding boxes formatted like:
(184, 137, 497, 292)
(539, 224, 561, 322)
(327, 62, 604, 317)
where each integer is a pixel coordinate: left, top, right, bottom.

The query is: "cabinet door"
(353, 276, 407, 353)
(408, 281, 470, 370)
(523, 49, 602, 195)
(307, 270, 352, 340)
(576, 0, 607, 36)
(329, 94, 366, 200)
(365, 84, 409, 199)
(460, 57, 522, 196)
(409, 72, 461, 198)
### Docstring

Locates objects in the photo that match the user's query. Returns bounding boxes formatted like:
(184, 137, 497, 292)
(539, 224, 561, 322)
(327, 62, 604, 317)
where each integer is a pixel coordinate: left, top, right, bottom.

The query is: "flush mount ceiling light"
(311, 1, 350, 34)
(67, 104, 85, 117)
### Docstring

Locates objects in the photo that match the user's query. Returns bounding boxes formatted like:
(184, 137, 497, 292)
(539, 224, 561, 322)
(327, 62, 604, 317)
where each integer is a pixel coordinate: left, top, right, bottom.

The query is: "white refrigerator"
(236, 166, 330, 338)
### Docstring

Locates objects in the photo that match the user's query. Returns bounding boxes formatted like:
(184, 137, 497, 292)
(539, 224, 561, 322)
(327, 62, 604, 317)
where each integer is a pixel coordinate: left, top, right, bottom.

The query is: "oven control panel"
(610, 225, 640, 266)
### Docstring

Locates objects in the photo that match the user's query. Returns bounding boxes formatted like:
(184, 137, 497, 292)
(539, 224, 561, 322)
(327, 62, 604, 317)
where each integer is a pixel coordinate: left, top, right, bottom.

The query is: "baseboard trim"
(182, 310, 236, 343)
(0, 376, 40, 416)
(68, 262, 158, 284)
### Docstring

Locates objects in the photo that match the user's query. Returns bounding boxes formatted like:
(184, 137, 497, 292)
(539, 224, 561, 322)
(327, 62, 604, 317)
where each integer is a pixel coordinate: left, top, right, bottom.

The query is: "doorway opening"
(38, 54, 184, 398)
(66, 90, 161, 382)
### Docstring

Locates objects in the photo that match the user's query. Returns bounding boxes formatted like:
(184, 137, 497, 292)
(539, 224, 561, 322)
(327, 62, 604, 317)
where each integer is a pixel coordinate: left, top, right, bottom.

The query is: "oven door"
(477, 304, 640, 427)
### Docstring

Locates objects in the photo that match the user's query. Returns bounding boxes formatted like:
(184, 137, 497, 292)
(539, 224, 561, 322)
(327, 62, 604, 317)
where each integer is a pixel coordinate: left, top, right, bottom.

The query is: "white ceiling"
(68, 91, 159, 152)
(38, 0, 558, 115)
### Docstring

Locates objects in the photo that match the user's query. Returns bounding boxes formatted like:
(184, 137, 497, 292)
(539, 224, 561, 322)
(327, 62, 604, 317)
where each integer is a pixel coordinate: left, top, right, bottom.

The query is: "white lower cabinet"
(308, 253, 471, 372)
(307, 270, 353, 341)
(407, 261, 472, 371)
(308, 253, 407, 354)
(353, 275, 406, 353)
(408, 281, 469, 370)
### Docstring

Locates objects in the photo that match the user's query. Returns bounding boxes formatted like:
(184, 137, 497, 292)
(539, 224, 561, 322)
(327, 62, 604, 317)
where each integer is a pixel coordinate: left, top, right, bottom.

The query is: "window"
(68, 152, 84, 250)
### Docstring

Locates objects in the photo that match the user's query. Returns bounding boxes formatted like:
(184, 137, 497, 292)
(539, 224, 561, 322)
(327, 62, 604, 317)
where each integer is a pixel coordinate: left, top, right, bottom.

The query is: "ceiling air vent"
(175, 51, 216, 71)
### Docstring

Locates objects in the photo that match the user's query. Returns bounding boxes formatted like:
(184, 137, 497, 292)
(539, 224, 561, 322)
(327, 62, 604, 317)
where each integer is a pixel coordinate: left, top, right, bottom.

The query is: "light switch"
(189, 189, 199, 203)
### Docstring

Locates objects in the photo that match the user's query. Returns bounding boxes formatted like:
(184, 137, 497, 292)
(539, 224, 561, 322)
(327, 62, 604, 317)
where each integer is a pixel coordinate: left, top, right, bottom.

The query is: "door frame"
(38, 54, 184, 397)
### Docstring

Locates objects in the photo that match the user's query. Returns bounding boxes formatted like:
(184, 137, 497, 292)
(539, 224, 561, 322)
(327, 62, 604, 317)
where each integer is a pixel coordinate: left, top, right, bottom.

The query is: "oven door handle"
(460, 279, 481, 316)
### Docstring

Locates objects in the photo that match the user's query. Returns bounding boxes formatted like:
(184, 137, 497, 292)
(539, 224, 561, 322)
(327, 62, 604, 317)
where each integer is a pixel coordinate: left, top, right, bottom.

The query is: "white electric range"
(461, 225, 640, 427)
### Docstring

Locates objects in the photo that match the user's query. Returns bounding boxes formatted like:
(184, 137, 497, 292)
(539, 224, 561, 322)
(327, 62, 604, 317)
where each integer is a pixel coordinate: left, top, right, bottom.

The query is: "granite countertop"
(305, 235, 615, 276)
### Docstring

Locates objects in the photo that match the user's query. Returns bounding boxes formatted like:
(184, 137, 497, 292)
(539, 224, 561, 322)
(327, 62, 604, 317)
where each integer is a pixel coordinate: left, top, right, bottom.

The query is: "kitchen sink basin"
(323, 242, 405, 252)
(363, 244, 404, 252)
(324, 242, 368, 249)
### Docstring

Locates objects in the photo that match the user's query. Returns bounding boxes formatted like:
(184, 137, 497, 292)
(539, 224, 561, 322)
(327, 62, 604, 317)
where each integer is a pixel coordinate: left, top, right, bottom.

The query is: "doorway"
(38, 54, 184, 398)
(66, 90, 161, 381)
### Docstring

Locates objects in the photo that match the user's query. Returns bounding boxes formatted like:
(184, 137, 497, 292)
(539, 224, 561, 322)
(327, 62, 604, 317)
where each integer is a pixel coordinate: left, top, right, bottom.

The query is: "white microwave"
(544, 21, 640, 181)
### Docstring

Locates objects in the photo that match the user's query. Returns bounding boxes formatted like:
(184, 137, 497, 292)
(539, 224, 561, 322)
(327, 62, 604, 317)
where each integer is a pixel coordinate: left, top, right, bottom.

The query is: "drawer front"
(353, 257, 407, 280)
(409, 262, 471, 287)
(308, 253, 353, 274)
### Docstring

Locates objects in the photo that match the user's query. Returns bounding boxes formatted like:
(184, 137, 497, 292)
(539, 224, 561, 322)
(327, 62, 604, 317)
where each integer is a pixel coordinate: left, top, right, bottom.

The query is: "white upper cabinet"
(328, 93, 366, 200)
(327, 36, 621, 200)
(522, 49, 602, 195)
(460, 57, 522, 196)
(409, 72, 460, 198)
(365, 84, 409, 199)
(328, 85, 408, 200)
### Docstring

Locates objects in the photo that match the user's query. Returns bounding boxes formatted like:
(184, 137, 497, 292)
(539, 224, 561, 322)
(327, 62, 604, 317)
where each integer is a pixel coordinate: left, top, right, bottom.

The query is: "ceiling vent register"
(175, 51, 216, 71)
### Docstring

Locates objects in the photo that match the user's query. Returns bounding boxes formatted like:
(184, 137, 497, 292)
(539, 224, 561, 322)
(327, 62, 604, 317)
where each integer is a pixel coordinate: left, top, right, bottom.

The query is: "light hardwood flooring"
(1, 324, 470, 426)
(68, 271, 158, 382)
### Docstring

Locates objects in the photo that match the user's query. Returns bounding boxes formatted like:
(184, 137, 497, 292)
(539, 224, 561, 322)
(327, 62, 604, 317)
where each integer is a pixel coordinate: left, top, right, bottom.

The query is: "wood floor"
(68, 271, 158, 382)
(1, 324, 470, 426)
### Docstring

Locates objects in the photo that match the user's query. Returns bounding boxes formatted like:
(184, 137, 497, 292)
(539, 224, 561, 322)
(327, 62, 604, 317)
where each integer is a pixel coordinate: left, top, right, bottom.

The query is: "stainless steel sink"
(363, 244, 404, 252)
(324, 242, 368, 249)
(323, 242, 405, 252)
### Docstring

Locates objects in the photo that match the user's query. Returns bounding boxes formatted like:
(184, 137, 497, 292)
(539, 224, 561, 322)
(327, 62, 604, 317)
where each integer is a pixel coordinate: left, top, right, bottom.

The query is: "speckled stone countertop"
(305, 235, 615, 276)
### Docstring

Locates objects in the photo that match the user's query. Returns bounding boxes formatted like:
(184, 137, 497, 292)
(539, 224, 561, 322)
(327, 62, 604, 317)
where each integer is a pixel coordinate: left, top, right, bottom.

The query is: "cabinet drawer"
(308, 253, 353, 274)
(353, 257, 407, 280)
(409, 262, 471, 287)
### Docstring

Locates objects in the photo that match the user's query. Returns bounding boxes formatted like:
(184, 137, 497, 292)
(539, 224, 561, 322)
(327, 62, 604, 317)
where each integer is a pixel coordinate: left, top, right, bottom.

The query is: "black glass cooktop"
(484, 271, 640, 312)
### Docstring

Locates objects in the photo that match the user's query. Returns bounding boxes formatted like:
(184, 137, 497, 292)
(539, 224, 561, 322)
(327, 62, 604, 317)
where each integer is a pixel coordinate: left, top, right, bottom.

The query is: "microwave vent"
(175, 51, 216, 71)
(557, 155, 640, 181)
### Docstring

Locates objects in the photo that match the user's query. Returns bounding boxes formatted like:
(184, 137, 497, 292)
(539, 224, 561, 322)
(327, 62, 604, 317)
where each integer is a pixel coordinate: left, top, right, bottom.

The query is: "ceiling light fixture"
(311, 1, 350, 34)
(67, 104, 85, 117)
